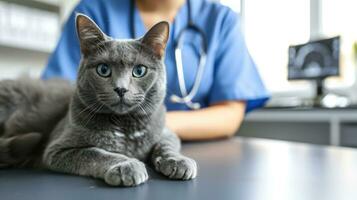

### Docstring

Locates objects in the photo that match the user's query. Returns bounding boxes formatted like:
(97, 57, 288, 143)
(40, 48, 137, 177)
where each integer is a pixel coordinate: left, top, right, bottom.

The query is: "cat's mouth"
(108, 98, 139, 113)
(110, 98, 132, 107)
(99, 93, 145, 114)
(110, 101, 122, 107)
(110, 100, 130, 107)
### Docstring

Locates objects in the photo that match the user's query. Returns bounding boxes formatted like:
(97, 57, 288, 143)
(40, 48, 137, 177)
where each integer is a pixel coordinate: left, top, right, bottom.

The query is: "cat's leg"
(151, 128, 197, 180)
(3, 109, 42, 137)
(43, 145, 148, 186)
(0, 108, 45, 168)
(0, 132, 42, 168)
(0, 100, 14, 137)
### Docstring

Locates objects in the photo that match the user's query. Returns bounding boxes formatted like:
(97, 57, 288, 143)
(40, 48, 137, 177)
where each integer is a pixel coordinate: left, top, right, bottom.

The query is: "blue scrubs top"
(42, 0, 270, 112)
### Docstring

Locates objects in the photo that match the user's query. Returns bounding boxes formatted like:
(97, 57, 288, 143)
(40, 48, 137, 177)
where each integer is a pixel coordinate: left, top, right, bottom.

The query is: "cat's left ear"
(141, 21, 170, 59)
(76, 13, 107, 55)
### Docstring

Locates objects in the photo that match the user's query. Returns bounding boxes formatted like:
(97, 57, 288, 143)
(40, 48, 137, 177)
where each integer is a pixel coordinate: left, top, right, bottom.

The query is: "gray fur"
(0, 14, 197, 186)
(0, 78, 72, 167)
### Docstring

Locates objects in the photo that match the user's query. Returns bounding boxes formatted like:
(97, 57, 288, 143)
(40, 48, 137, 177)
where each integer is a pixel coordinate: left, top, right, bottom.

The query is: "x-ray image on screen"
(288, 36, 340, 80)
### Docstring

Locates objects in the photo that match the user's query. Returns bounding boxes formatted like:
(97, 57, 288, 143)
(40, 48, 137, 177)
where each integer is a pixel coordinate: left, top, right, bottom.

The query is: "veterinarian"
(42, 0, 270, 141)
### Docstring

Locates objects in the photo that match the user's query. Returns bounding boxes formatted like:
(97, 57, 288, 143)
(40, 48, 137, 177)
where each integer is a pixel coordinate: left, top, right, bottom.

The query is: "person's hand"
(165, 101, 246, 141)
(166, 112, 178, 133)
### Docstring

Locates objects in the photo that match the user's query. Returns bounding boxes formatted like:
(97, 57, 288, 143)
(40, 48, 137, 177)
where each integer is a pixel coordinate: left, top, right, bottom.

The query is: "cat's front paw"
(154, 155, 197, 180)
(104, 159, 148, 187)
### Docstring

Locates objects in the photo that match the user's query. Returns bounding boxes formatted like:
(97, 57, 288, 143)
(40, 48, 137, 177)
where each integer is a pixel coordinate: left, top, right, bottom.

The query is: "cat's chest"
(95, 130, 157, 160)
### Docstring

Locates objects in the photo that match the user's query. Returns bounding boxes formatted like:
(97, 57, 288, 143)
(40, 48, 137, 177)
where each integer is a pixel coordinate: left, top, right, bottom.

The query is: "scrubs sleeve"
(41, 0, 100, 81)
(208, 10, 270, 112)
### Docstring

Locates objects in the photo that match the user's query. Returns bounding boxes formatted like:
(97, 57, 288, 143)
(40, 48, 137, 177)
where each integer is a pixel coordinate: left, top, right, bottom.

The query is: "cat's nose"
(114, 87, 128, 98)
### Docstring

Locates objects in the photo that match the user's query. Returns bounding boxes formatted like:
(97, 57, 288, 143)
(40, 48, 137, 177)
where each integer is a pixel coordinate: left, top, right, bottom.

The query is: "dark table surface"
(1, 137, 357, 200)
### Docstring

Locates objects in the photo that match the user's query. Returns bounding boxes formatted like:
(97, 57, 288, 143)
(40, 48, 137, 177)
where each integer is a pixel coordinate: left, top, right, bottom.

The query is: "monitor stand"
(313, 79, 324, 107)
(313, 78, 350, 108)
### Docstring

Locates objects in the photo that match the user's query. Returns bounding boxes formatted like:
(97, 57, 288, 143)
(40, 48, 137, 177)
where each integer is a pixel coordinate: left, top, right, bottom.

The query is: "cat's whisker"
(79, 102, 101, 128)
(83, 103, 104, 128)
(72, 101, 100, 120)
(74, 97, 104, 127)
(76, 106, 96, 126)
(142, 98, 156, 112)
(137, 104, 149, 116)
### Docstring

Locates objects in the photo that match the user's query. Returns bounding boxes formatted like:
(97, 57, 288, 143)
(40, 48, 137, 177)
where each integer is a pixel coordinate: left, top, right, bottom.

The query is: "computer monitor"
(287, 36, 341, 106)
(288, 36, 340, 80)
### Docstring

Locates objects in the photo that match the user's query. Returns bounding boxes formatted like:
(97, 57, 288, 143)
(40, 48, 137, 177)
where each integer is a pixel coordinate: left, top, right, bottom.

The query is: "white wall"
(0, 0, 80, 80)
(0, 47, 47, 79)
(60, 0, 80, 23)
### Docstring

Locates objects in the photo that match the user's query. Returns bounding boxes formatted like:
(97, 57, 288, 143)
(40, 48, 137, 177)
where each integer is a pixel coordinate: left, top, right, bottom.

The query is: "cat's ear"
(75, 13, 106, 55)
(142, 21, 170, 59)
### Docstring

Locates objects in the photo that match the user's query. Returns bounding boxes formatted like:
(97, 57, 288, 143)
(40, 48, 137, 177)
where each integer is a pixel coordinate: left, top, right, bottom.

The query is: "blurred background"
(1, 0, 357, 147)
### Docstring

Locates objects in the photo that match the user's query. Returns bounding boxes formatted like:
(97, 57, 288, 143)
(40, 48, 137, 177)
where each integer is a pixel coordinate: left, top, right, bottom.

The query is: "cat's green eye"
(132, 65, 148, 78)
(96, 64, 111, 77)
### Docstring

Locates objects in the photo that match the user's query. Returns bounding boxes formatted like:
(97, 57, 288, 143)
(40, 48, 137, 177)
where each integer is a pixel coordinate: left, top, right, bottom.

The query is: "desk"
(1, 138, 357, 200)
(241, 108, 357, 146)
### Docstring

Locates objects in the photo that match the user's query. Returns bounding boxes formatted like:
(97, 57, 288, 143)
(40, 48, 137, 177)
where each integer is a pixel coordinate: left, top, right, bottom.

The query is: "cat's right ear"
(75, 13, 106, 55)
(141, 21, 170, 59)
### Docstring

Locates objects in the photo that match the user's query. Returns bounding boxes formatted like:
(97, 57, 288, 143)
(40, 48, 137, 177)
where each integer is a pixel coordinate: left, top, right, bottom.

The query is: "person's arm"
(166, 9, 269, 141)
(166, 101, 246, 141)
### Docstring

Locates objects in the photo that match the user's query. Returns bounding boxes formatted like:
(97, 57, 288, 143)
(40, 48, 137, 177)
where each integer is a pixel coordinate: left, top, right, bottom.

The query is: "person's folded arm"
(166, 101, 246, 141)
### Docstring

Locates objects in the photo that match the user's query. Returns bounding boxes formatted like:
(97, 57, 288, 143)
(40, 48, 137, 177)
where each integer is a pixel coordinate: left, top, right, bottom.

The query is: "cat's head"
(75, 14, 169, 115)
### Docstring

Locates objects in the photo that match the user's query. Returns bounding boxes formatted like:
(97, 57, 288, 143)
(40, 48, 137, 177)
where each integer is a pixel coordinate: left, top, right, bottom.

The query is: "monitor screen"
(288, 36, 340, 80)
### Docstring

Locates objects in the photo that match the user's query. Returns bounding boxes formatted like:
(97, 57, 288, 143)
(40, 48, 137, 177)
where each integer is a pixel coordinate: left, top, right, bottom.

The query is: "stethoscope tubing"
(130, 0, 207, 110)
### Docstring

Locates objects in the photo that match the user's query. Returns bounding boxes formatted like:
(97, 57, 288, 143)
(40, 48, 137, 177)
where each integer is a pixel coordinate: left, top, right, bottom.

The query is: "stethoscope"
(130, 0, 207, 110)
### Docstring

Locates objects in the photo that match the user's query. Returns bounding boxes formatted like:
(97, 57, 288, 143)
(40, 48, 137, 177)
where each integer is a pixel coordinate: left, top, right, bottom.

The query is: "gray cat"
(0, 14, 197, 186)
